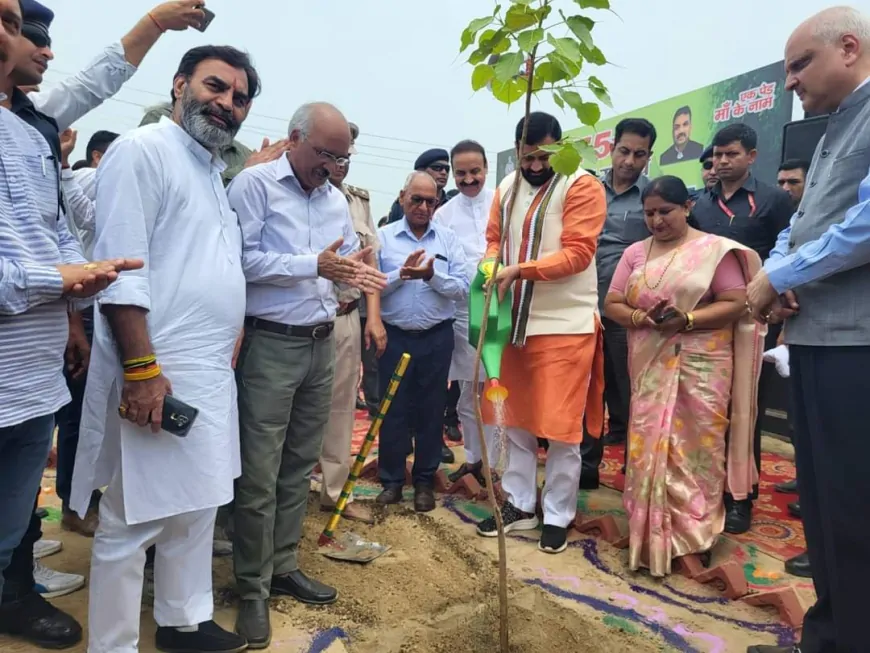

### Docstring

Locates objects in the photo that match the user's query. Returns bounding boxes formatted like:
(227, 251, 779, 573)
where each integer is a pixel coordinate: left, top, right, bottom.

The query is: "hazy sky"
(45, 0, 822, 217)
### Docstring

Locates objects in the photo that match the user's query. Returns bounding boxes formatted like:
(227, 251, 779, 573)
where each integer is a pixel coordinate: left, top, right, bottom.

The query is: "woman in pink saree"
(604, 176, 765, 577)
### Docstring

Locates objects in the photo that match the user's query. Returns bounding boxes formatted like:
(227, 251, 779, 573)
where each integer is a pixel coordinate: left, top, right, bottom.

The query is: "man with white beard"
(435, 140, 499, 485)
(70, 46, 260, 653)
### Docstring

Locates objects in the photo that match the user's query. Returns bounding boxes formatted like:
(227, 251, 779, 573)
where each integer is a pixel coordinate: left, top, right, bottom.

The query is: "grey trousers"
(233, 328, 336, 600)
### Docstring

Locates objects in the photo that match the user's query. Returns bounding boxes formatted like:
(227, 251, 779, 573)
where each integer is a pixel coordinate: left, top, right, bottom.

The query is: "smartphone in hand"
(193, 7, 216, 32)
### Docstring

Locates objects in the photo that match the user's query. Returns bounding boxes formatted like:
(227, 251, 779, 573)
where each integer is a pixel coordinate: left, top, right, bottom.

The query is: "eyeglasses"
(702, 160, 714, 170)
(427, 164, 450, 174)
(410, 195, 439, 208)
(312, 145, 350, 168)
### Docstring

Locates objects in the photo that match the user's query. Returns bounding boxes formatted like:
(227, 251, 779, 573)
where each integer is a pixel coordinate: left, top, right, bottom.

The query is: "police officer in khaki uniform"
(319, 122, 386, 524)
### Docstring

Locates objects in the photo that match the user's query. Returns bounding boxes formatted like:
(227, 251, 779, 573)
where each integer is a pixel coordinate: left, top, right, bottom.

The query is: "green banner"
(496, 61, 793, 190)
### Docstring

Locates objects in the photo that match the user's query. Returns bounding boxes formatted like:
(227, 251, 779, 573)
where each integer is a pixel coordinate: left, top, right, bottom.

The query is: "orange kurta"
(481, 174, 606, 443)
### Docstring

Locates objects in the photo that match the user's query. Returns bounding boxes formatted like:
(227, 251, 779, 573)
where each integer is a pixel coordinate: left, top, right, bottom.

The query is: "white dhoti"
(501, 427, 582, 528)
(88, 467, 216, 653)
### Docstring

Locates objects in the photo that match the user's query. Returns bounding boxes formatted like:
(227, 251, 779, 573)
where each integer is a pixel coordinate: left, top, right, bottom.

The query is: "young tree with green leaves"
(459, 2, 612, 650)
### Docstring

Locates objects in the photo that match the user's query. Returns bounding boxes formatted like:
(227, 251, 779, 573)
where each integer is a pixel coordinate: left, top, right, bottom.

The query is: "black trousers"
(791, 345, 870, 653)
(580, 316, 630, 476)
(443, 381, 460, 428)
(359, 316, 380, 413)
(378, 321, 454, 487)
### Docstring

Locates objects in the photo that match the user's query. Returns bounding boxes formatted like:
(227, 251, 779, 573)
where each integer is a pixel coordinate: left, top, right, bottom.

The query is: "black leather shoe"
(787, 501, 801, 519)
(0, 590, 82, 649)
(376, 486, 403, 505)
(774, 479, 798, 494)
(271, 570, 337, 605)
(724, 498, 753, 534)
(448, 461, 490, 485)
(414, 485, 436, 512)
(441, 443, 455, 464)
(579, 470, 600, 490)
(601, 431, 626, 446)
(444, 425, 462, 442)
(355, 397, 367, 410)
(236, 598, 271, 649)
(155, 619, 247, 652)
(746, 645, 801, 652)
(785, 551, 811, 578)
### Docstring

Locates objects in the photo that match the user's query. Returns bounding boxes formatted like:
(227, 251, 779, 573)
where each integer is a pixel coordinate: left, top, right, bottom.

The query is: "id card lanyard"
(717, 193, 756, 225)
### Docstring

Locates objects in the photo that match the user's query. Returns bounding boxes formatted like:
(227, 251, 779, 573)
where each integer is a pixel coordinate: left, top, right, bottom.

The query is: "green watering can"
(468, 259, 513, 402)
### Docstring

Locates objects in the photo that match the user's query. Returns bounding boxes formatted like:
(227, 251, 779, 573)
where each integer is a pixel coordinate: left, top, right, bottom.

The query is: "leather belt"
(245, 317, 334, 340)
(336, 299, 360, 317)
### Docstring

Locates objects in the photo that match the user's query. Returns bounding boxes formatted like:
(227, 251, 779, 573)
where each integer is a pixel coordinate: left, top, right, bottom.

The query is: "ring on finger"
(118, 404, 128, 417)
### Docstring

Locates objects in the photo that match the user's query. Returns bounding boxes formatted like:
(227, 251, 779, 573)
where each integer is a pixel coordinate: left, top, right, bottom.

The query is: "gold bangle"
(124, 364, 162, 382)
(684, 312, 695, 332)
(630, 309, 642, 328)
(123, 354, 157, 368)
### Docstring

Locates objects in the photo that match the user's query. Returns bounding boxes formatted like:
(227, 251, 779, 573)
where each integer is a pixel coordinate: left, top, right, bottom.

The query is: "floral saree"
(621, 234, 765, 577)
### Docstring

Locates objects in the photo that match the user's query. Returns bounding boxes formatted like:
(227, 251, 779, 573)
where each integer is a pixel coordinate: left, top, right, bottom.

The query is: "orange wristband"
(147, 12, 166, 32)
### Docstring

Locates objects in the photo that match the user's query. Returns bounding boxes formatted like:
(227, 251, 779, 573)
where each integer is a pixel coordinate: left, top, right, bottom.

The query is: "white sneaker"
(33, 560, 85, 599)
(33, 539, 62, 560)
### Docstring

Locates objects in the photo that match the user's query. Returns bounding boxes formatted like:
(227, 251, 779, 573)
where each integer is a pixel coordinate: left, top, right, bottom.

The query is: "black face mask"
(521, 166, 556, 187)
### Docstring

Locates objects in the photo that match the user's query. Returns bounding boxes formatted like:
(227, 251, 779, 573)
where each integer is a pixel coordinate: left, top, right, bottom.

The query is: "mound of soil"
(216, 497, 665, 652)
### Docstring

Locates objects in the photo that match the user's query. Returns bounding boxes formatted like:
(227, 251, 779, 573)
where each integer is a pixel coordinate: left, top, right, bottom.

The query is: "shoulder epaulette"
(346, 184, 370, 201)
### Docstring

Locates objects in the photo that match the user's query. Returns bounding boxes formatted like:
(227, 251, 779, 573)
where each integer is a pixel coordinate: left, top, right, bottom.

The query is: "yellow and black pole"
(318, 352, 411, 547)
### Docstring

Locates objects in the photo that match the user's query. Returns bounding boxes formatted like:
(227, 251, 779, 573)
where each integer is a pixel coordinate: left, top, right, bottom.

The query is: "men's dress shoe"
(271, 570, 338, 605)
(356, 397, 367, 410)
(787, 501, 801, 519)
(746, 645, 801, 652)
(724, 499, 753, 535)
(236, 598, 271, 650)
(414, 485, 436, 513)
(321, 502, 374, 524)
(376, 486, 403, 505)
(601, 431, 626, 446)
(444, 425, 462, 442)
(155, 620, 247, 653)
(448, 461, 487, 485)
(0, 591, 82, 649)
(578, 471, 600, 490)
(35, 507, 49, 520)
(785, 551, 812, 578)
(441, 443, 455, 464)
(774, 479, 798, 494)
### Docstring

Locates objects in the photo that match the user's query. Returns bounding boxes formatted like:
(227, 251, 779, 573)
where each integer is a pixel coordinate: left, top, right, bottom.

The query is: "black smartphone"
(158, 396, 199, 437)
(192, 7, 216, 32)
(654, 309, 679, 324)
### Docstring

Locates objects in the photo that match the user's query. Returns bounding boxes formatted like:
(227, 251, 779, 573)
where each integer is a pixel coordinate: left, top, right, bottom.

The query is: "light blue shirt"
(765, 164, 870, 293)
(228, 154, 360, 326)
(0, 104, 86, 428)
(377, 217, 470, 330)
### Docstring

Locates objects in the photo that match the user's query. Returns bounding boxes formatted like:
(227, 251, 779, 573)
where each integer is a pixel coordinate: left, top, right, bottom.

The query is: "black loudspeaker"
(781, 114, 829, 163)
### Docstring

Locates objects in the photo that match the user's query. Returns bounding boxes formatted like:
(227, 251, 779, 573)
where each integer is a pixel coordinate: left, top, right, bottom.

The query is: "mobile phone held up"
(653, 308, 679, 325)
(193, 7, 216, 32)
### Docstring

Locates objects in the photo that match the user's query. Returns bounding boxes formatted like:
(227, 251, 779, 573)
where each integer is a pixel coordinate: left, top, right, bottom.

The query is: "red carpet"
(599, 443, 806, 561)
(352, 412, 806, 561)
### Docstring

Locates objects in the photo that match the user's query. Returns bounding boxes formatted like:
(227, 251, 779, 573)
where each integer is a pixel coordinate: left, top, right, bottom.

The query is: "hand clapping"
(317, 239, 387, 293)
(399, 249, 434, 281)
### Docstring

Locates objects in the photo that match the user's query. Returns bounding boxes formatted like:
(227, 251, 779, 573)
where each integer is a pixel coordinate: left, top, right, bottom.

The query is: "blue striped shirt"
(0, 104, 85, 428)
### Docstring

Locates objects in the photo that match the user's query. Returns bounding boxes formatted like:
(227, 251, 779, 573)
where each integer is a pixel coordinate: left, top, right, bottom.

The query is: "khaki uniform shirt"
(139, 104, 253, 186)
(338, 183, 379, 308)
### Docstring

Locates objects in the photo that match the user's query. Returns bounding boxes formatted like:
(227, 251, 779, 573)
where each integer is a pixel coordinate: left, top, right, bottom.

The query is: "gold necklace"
(642, 236, 685, 290)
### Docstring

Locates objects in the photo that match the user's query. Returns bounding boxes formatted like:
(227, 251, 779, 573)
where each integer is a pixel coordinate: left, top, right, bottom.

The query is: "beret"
(414, 148, 449, 171)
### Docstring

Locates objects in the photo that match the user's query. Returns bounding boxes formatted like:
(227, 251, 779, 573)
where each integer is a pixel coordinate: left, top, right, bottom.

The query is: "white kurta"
(434, 188, 495, 382)
(71, 118, 246, 525)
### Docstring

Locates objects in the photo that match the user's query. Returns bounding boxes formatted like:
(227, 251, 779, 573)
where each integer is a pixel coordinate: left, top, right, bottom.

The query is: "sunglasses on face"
(427, 164, 450, 174)
(702, 160, 714, 170)
(410, 195, 438, 208)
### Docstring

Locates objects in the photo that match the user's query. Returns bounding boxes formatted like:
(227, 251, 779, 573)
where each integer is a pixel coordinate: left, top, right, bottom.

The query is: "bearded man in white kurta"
(70, 46, 261, 653)
(435, 140, 499, 486)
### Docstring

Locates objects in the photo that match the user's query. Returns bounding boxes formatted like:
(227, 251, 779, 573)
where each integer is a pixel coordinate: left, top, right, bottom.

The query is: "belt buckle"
(311, 324, 330, 340)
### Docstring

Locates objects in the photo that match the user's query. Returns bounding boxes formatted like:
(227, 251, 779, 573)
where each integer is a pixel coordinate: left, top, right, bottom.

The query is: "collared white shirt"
(72, 117, 246, 524)
(434, 188, 494, 282)
(61, 167, 97, 258)
(28, 42, 137, 132)
(228, 154, 360, 326)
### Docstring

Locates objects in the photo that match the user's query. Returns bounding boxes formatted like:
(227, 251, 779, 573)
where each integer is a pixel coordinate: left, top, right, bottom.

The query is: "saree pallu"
(622, 234, 765, 577)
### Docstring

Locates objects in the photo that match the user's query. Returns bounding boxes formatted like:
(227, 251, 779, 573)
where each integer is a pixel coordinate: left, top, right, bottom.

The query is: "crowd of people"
(1, 1, 870, 652)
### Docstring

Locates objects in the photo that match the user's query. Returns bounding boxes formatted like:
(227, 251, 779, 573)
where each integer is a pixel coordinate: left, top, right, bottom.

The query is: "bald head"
(287, 101, 352, 192)
(786, 6, 870, 114)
